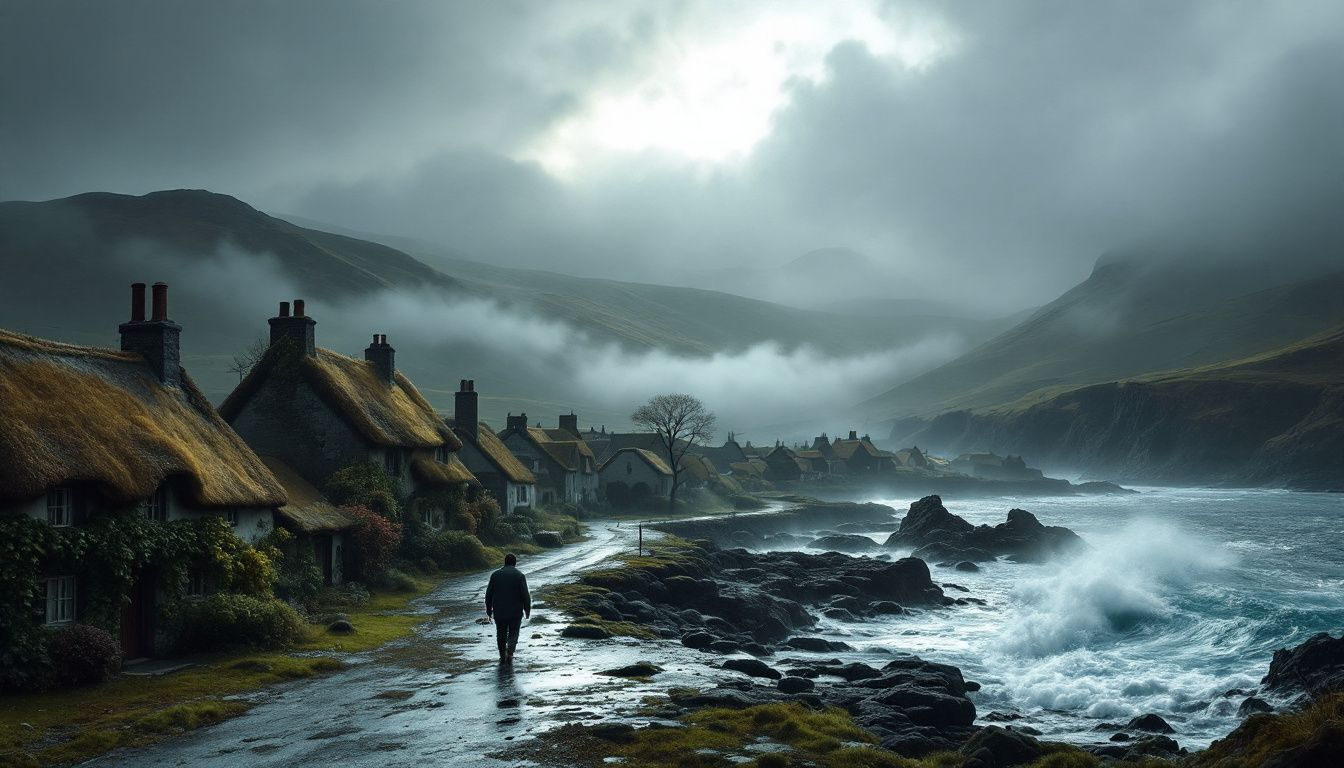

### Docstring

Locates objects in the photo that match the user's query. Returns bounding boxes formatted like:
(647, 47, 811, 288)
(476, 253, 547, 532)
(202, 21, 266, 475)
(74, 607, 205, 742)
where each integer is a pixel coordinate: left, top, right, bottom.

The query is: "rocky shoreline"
(547, 499, 1344, 765)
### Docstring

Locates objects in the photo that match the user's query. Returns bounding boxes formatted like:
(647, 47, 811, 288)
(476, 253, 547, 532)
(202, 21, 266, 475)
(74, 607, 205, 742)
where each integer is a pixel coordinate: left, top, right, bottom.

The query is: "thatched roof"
(221, 346, 459, 450)
(0, 330, 286, 507)
(520, 427, 595, 473)
(602, 447, 673, 476)
(679, 454, 717, 482)
(261, 457, 355, 533)
(831, 439, 882, 460)
(411, 455, 479, 486)
(446, 418, 536, 485)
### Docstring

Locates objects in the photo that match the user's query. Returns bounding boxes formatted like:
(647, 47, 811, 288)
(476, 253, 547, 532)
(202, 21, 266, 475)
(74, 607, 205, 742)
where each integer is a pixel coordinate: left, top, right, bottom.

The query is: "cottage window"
(385, 450, 403, 478)
(186, 568, 206, 599)
(226, 509, 239, 527)
(45, 576, 76, 625)
(517, 485, 528, 504)
(143, 485, 168, 522)
(434, 445, 447, 463)
(47, 487, 73, 526)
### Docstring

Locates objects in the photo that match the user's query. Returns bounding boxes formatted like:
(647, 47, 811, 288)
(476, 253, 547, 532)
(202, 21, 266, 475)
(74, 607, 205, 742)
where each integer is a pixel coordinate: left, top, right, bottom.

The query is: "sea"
(800, 488, 1344, 748)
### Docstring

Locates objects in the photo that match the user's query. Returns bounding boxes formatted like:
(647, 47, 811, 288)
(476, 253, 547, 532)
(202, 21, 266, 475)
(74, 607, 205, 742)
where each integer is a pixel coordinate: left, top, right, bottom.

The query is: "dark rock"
(533, 530, 564, 548)
(1110, 732, 1131, 742)
(959, 725, 1045, 766)
(560, 623, 612, 640)
(870, 685, 975, 727)
(965, 680, 981, 692)
(681, 631, 716, 649)
(816, 662, 883, 682)
(829, 596, 865, 612)
(885, 495, 975, 547)
(808, 534, 880, 553)
(943, 582, 970, 593)
(723, 658, 782, 680)
(591, 601, 623, 622)
(683, 688, 778, 709)
(663, 576, 720, 603)
(783, 637, 851, 652)
(590, 722, 635, 743)
(741, 642, 774, 657)
(709, 640, 741, 654)
(601, 661, 663, 677)
(702, 616, 737, 636)
(887, 495, 1082, 563)
(982, 712, 1021, 722)
(777, 676, 815, 694)
(954, 561, 979, 572)
(1238, 696, 1273, 716)
(1126, 713, 1175, 733)
(1262, 632, 1344, 700)
(822, 607, 859, 621)
(871, 601, 905, 614)
(327, 619, 355, 634)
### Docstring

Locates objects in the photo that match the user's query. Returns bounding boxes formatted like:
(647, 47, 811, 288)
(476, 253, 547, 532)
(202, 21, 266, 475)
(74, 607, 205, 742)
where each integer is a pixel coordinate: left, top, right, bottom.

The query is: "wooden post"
(638, 522, 643, 556)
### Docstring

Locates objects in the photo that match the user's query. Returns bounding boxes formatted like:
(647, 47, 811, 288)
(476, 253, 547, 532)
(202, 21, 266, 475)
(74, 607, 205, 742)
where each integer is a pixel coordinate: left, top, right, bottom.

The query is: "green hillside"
(891, 326, 1344, 489)
(864, 257, 1344, 418)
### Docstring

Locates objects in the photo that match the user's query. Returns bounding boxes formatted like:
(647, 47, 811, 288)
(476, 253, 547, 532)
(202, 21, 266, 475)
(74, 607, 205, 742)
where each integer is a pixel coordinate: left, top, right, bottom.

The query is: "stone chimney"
(506, 412, 528, 432)
(454, 380, 479, 441)
(268, 298, 316, 356)
(848, 430, 858, 441)
(119, 282, 182, 386)
(558, 412, 578, 437)
(364, 334, 395, 384)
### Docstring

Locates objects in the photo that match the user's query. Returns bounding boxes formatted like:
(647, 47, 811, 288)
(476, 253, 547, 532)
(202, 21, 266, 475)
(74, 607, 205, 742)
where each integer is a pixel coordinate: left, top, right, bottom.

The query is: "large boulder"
(959, 726, 1045, 767)
(808, 534, 880, 554)
(885, 495, 974, 547)
(1262, 632, 1344, 700)
(723, 658, 782, 680)
(887, 496, 1082, 563)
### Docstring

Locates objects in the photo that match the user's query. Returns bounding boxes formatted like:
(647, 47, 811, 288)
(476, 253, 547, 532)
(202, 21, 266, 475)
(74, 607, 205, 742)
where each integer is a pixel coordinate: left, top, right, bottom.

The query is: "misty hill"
(0, 190, 967, 427)
(863, 255, 1344, 419)
(890, 326, 1344, 490)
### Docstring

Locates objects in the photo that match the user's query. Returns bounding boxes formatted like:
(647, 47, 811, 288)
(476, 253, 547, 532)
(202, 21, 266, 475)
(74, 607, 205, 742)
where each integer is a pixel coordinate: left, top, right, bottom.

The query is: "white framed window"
(45, 576, 76, 625)
(517, 485, 528, 503)
(143, 485, 168, 522)
(47, 487, 72, 527)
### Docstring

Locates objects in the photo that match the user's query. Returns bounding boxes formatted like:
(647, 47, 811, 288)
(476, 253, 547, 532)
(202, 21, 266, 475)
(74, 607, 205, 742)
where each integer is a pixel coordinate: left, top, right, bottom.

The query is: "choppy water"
(786, 488, 1344, 748)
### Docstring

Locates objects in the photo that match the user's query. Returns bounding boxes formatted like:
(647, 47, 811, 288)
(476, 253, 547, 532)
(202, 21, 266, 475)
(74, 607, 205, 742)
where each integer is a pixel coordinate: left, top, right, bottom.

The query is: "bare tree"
(227, 337, 268, 382)
(631, 393, 716, 514)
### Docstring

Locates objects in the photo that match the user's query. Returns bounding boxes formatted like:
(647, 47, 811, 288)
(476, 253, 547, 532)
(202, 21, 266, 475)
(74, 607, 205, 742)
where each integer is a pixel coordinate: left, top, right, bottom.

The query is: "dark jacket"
(485, 565, 531, 620)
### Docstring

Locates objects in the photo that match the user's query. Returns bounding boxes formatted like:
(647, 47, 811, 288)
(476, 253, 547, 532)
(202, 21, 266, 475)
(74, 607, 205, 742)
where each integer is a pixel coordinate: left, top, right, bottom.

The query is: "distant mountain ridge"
(863, 254, 1344, 419)
(889, 325, 1344, 490)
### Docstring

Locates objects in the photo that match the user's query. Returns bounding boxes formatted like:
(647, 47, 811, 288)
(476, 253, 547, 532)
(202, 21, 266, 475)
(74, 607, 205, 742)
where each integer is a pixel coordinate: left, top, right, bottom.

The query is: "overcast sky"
(2, 0, 1341, 312)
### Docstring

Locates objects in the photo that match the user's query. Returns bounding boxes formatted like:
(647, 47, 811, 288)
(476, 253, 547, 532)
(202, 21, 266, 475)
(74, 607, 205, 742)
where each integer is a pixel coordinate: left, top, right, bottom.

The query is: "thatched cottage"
(220, 302, 478, 531)
(599, 447, 673, 505)
(446, 380, 536, 513)
(497, 413, 598, 507)
(0, 283, 286, 656)
(260, 457, 356, 586)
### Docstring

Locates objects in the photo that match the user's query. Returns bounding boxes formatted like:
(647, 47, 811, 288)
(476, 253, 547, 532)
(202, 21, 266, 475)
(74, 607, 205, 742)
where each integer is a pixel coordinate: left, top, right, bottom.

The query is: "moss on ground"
(2, 572, 440, 766)
(1186, 692, 1344, 768)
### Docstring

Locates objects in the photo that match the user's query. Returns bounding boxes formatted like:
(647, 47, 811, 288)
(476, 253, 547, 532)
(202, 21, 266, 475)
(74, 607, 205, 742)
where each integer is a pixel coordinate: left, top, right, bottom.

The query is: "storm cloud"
(3, 0, 1342, 312)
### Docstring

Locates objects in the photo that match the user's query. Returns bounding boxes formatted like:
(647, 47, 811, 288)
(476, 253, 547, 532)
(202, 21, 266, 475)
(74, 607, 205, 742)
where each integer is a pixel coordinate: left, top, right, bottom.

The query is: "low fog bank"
(111, 245, 969, 439)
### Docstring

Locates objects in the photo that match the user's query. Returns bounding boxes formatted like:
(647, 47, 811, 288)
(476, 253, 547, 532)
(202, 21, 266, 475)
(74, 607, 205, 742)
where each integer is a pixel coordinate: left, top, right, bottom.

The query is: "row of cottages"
(446, 380, 537, 513)
(497, 412, 597, 506)
(762, 431, 904, 482)
(219, 302, 481, 539)
(0, 284, 288, 657)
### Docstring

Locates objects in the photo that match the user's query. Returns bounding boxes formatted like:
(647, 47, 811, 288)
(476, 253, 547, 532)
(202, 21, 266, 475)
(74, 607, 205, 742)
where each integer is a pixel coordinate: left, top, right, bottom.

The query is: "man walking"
(485, 553, 531, 664)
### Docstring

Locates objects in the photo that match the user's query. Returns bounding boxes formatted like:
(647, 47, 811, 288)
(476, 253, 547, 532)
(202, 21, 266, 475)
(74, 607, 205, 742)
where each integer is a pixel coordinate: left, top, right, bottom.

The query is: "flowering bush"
(46, 624, 122, 688)
(346, 505, 403, 581)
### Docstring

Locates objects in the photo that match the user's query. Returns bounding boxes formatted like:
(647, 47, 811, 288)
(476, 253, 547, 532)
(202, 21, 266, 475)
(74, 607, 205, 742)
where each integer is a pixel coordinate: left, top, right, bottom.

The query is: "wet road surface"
(93, 521, 707, 768)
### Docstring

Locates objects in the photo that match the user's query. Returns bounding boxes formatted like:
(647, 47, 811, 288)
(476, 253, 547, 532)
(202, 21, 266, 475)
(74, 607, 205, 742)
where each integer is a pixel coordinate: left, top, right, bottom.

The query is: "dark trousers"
(495, 615, 522, 657)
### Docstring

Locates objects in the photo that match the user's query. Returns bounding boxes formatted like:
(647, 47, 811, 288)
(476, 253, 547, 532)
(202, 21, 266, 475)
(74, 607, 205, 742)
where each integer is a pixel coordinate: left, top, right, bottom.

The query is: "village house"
(445, 380, 537, 513)
(220, 302, 477, 536)
(599, 447, 673, 505)
(950, 452, 1044, 481)
(260, 457, 355, 587)
(0, 283, 287, 657)
(763, 445, 806, 482)
(829, 431, 897, 476)
(497, 413, 598, 507)
(696, 434, 748, 471)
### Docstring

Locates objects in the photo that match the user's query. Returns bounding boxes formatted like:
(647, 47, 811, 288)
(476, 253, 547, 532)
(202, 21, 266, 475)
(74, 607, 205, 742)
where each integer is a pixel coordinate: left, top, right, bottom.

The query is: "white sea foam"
(997, 518, 1234, 657)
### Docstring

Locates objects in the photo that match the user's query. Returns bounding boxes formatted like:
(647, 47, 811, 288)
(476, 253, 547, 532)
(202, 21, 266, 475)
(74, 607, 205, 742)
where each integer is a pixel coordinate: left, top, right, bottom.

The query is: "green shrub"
(346, 505, 404, 581)
(378, 568, 418, 592)
(169, 594, 305, 652)
(326, 463, 402, 522)
(431, 530, 494, 571)
(46, 624, 121, 689)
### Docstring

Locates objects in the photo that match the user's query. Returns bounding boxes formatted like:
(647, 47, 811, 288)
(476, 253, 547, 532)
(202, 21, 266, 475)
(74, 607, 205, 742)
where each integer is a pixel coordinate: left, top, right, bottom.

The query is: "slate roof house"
(599, 447, 673, 505)
(446, 380, 536, 513)
(220, 301, 477, 532)
(0, 283, 287, 657)
(497, 413, 598, 507)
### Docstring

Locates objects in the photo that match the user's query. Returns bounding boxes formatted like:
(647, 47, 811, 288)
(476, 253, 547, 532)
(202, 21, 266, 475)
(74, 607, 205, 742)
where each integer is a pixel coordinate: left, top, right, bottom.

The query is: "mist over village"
(1, 2, 1342, 767)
